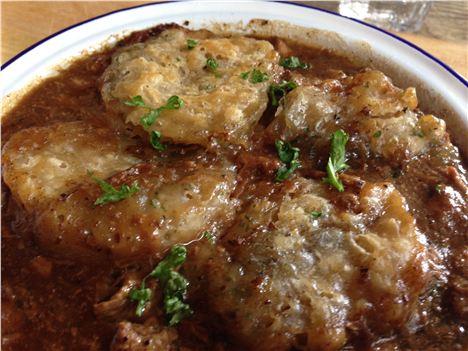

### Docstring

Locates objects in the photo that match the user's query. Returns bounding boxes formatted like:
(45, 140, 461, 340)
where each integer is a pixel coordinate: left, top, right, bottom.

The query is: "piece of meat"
(187, 178, 433, 351)
(101, 27, 282, 147)
(2, 121, 140, 212)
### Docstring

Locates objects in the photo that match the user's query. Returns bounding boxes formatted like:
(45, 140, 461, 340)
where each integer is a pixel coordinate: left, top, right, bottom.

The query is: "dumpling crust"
(2, 121, 139, 212)
(101, 27, 281, 146)
(188, 178, 432, 351)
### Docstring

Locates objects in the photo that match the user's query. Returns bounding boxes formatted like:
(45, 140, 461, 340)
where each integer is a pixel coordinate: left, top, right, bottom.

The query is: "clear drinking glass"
(338, 0, 433, 32)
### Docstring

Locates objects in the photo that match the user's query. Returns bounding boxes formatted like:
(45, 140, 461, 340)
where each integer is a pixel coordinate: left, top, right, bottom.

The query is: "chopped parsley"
(275, 139, 300, 181)
(240, 71, 250, 80)
(202, 230, 214, 243)
(91, 176, 140, 206)
(150, 131, 166, 151)
(206, 57, 221, 78)
(125, 95, 185, 129)
(310, 210, 322, 219)
(250, 68, 269, 83)
(129, 245, 192, 325)
(373, 130, 382, 138)
(415, 130, 425, 138)
(435, 184, 442, 193)
(187, 39, 198, 50)
(124, 95, 146, 107)
(129, 284, 152, 317)
(324, 129, 349, 192)
(280, 56, 310, 69)
(269, 80, 298, 106)
(239, 69, 269, 83)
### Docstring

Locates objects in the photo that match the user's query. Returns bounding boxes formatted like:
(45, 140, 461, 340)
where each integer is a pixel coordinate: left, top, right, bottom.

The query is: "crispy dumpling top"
(268, 70, 447, 163)
(2, 121, 140, 212)
(187, 178, 433, 351)
(101, 27, 281, 147)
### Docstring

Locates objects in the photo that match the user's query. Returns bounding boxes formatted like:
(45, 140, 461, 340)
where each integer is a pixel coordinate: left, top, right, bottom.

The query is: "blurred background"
(2, 1, 467, 76)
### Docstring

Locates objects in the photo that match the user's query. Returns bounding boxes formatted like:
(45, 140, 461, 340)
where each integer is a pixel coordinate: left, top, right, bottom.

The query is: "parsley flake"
(310, 210, 322, 219)
(202, 230, 214, 243)
(275, 140, 301, 181)
(280, 56, 310, 69)
(124, 95, 185, 129)
(129, 245, 192, 325)
(150, 131, 166, 151)
(124, 95, 146, 107)
(129, 285, 152, 317)
(206, 57, 221, 78)
(373, 130, 382, 138)
(91, 176, 140, 206)
(187, 39, 198, 50)
(269, 80, 298, 106)
(250, 68, 269, 83)
(240, 71, 250, 80)
(324, 130, 349, 192)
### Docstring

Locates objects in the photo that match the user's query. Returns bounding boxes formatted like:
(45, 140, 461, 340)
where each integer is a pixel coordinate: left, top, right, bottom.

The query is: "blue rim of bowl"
(1, 0, 467, 88)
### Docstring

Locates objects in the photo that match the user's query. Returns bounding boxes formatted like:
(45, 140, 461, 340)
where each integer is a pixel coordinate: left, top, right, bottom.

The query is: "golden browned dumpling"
(268, 70, 447, 162)
(101, 27, 281, 147)
(35, 161, 237, 261)
(188, 178, 432, 351)
(2, 121, 140, 212)
(2, 121, 238, 261)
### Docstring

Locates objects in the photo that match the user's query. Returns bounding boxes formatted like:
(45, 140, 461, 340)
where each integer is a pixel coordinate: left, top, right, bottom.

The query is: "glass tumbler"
(338, 0, 433, 32)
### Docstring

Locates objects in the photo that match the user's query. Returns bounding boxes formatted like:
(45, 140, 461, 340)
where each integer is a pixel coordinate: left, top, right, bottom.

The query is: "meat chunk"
(35, 161, 237, 261)
(268, 70, 447, 163)
(111, 321, 177, 351)
(188, 178, 432, 351)
(2, 121, 139, 211)
(101, 27, 281, 147)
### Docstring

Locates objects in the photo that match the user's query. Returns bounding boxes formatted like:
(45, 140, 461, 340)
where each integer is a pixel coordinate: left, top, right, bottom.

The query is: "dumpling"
(267, 70, 447, 163)
(2, 121, 238, 262)
(101, 27, 281, 147)
(35, 161, 237, 261)
(187, 178, 432, 351)
(2, 121, 139, 212)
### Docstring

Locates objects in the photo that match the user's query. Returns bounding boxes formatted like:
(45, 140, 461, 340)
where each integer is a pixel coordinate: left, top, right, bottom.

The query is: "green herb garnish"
(129, 284, 152, 317)
(125, 95, 184, 129)
(150, 131, 166, 151)
(275, 139, 300, 181)
(435, 184, 442, 193)
(310, 210, 322, 219)
(250, 68, 269, 83)
(373, 130, 382, 138)
(203, 230, 214, 243)
(280, 56, 309, 69)
(240, 71, 250, 80)
(91, 175, 140, 206)
(240, 69, 269, 83)
(187, 39, 198, 50)
(124, 95, 146, 107)
(206, 57, 221, 78)
(269, 80, 298, 106)
(324, 129, 349, 192)
(129, 245, 192, 325)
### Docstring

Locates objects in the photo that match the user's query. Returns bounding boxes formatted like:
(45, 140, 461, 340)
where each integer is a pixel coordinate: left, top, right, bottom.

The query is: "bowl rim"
(2, 0, 467, 88)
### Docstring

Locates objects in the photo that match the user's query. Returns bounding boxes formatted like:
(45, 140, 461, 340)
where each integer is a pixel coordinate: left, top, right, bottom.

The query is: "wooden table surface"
(2, 1, 467, 78)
